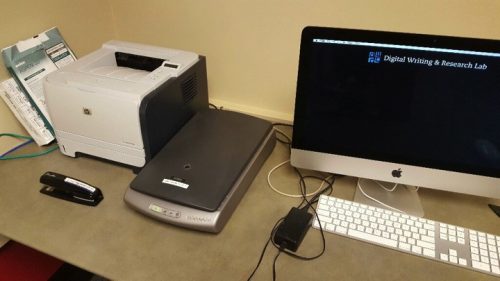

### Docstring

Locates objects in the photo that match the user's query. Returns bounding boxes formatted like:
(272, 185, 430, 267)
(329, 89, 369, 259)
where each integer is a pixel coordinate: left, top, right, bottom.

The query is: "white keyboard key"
(493, 266, 500, 275)
(421, 235, 434, 243)
(317, 209, 330, 217)
(417, 240, 435, 250)
(318, 215, 332, 224)
(472, 254, 480, 261)
(399, 242, 411, 251)
(481, 256, 490, 264)
(326, 224, 336, 232)
(424, 223, 434, 230)
(459, 258, 468, 266)
(348, 229, 398, 248)
(450, 256, 458, 264)
(412, 245, 422, 255)
(423, 248, 435, 258)
(440, 253, 448, 261)
(313, 219, 320, 228)
(472, 261, 491, 272)
(336, 226, 347, 234)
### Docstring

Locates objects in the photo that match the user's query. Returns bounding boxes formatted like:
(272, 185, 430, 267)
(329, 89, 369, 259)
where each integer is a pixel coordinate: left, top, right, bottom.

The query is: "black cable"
(247, 218, 285, 281)
(272, 167, 329, 261)
(272, 122, 293, 128)
(208, 103, 220, 110)
(272, 249, 282, 281)
(275, 134, 292, 147)
(296, 175, 334, 208)
(246, 238, 271, 280)
(272, 125, 292, 148)
(249, 122, 336, 279)
(266, 169, 334, 263)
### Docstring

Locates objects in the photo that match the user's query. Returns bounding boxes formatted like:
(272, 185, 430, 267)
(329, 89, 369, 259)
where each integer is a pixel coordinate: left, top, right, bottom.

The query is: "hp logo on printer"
(368, 51, 382, 63)
(83, 107, 92, 115)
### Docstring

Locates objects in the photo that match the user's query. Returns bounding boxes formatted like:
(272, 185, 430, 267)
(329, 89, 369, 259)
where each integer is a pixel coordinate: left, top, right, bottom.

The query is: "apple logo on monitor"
(392, 168, 402, 178)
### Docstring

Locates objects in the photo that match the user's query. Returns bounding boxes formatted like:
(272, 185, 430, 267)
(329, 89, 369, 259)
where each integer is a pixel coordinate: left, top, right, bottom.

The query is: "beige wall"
(109, 0, 500, 121)
(1, 0, 500, 149)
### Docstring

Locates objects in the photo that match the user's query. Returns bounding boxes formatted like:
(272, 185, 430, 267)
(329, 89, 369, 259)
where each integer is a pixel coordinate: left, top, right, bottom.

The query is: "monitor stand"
(353, 178, 424, 217)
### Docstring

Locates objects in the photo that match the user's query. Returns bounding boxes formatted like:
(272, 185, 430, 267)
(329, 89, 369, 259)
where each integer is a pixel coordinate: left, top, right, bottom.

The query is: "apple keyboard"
(313, 195, 500, 277)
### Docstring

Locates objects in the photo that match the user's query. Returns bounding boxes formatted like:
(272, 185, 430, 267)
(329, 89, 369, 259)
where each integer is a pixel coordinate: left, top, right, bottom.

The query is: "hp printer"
(43, 40, 208, 169)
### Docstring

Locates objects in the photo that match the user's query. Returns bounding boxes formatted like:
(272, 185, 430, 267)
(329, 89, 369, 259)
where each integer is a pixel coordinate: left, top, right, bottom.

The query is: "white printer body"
(44, 41, 208, 169)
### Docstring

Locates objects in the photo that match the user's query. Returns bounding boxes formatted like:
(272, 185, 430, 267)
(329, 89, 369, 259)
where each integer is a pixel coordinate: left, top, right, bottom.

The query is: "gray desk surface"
(1, 141, 499, 281)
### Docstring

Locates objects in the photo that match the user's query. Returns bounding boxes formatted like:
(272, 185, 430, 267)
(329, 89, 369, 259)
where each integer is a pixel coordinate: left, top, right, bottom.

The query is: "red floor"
(0, 241, 63, 281)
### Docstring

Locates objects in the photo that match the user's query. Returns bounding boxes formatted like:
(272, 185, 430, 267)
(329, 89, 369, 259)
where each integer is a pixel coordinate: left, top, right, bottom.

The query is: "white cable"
(374, 180, 398, 192)
(357, 178, 406, 213)
(267, 159, 330, 198)
(374, 180, 420, 192)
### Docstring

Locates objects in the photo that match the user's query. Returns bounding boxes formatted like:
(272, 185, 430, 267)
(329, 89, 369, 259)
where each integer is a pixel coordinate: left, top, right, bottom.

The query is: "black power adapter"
(273, 207, 313, 252)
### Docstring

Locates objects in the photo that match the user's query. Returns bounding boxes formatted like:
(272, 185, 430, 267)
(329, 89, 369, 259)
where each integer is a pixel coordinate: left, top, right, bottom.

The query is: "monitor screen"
(291, 27, 500, 199)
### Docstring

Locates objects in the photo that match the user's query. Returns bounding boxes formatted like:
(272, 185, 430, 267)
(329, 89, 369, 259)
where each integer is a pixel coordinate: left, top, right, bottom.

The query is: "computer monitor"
(291, 26, 500, 215)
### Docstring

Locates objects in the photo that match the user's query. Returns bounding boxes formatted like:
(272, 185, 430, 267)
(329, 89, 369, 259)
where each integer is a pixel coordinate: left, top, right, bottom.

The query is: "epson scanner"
(124, 109, 275, 233)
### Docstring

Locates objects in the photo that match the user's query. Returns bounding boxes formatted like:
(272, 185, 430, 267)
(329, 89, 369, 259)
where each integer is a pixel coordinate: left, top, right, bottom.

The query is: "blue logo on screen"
(368, 51, 382, 63)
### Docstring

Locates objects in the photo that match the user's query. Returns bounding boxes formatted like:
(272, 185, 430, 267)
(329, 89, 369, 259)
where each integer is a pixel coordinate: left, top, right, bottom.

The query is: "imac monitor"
(291, 27, 500, 213)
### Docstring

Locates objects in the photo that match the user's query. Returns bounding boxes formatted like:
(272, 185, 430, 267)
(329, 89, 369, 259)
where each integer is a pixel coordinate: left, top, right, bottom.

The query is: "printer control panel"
(144, 61, 180, 82)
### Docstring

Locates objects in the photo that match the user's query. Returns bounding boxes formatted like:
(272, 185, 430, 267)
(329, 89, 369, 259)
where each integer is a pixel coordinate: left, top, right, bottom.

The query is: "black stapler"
(40, 171, 103, 206)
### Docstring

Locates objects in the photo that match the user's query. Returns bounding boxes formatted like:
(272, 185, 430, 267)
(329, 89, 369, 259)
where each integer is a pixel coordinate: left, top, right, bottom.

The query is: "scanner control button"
(149, 204, 180, 218)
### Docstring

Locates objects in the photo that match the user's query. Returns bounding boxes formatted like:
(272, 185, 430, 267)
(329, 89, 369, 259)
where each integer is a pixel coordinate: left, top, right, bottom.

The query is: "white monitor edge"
(291, 148, 500, 200)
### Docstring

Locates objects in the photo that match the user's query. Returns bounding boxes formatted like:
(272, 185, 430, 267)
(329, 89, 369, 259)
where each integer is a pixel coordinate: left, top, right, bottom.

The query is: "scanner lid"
(130, 109, 273, 212)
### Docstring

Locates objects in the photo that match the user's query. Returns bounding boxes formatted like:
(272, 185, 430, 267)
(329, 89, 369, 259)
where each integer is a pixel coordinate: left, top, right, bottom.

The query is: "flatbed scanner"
(124, 109, 276, 233)
(44, 41, 208, 168)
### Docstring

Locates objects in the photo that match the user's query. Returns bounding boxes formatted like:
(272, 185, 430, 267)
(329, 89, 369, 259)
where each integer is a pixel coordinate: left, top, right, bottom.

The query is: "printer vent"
(181, 74, 198, 104)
